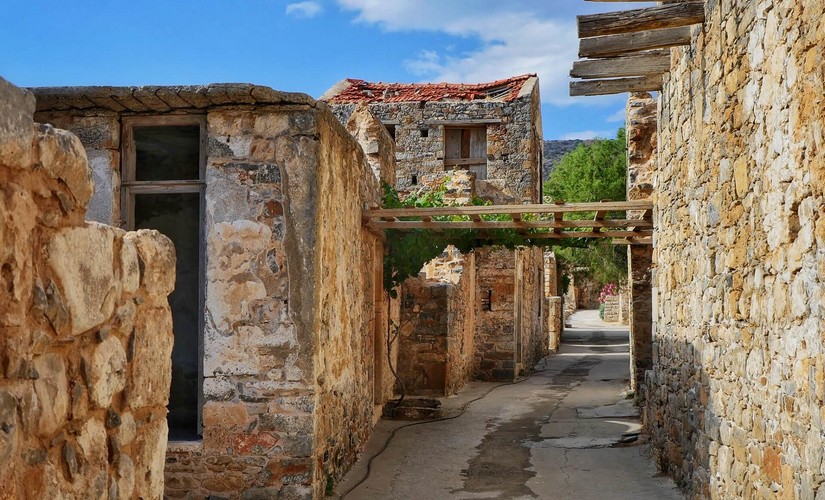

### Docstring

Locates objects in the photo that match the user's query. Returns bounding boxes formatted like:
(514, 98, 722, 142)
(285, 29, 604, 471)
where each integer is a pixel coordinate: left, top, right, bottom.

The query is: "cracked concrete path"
(335, 310, 682, 499)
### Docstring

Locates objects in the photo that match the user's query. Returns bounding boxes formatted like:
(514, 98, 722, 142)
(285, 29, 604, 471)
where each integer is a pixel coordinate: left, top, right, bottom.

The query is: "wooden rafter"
(578, 2, 705, 38)
(570, 0, 704, 98)
(570, 50, 671, 79)
(579, 25, 692, 58)
(363, 201, 654, 244)
(570, 75, 663, 97)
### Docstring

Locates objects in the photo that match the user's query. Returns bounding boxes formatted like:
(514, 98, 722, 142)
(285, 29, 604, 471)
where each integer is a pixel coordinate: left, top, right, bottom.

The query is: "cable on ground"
(338, 365, 547, 499)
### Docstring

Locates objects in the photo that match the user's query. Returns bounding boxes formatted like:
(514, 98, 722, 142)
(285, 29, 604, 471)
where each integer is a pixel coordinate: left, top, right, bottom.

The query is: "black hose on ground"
(338, 366, 546, 499)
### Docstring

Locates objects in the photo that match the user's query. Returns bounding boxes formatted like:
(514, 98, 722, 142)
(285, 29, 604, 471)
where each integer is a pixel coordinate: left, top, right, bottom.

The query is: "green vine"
(381, 181, 589, 294)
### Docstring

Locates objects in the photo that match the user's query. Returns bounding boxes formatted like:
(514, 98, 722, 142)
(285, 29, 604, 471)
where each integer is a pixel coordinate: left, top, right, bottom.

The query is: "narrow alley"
(335, 310, 681, 499)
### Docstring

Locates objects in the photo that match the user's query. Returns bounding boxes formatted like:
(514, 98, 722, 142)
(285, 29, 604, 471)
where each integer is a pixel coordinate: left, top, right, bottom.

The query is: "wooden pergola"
(363, 201, 654, 245)
(570, 0, 705, 96)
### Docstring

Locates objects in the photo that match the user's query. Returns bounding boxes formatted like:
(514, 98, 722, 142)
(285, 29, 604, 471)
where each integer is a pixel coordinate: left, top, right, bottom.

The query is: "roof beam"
(570, 75, 663, 97)
(579, 26, 692, 58)
(612, 237, 653, 245)
(571, 50, 671, 79)
(578, 2, 704, 38)
(366, 201, 652, 218)
(371, 219, 653, 230)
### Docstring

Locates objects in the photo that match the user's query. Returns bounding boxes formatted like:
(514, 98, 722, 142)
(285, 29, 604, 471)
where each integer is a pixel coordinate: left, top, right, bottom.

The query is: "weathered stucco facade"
(0, 77, 174, 498)
(32, 84, 400, 498)
(647, 1, 825, 497)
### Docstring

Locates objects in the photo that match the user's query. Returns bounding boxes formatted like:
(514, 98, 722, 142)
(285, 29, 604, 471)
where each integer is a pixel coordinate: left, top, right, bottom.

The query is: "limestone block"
(86, 336, 127, 408)
(32, 353, 68, 436)
(133, 418, 168, 498)
(130, 306, 173, 408)
(0, 390, 17, 462)
(0, 76, 35, 169)
(47, 223, 120, 335)
(76, 419, 108, 483)
(34, 123, 93, 207)
(123, 229, 176, 298)
(116, 411, 136, 445)
(116, 455, 136, 498)
(0, 185, 37, 326)
(119, 236, 140, 296)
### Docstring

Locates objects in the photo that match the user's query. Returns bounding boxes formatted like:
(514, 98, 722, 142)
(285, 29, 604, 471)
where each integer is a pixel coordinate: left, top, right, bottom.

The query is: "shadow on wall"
(645, 337, 713, 497)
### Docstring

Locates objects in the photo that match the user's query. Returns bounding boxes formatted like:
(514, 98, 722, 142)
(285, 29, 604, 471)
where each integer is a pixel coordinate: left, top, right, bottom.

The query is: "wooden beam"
(570, 75, 663, 97)
(579, 26, 692, 58)
(594, 208, 607, 233)
(366, 201, 652, 219)
(570, 50, 670, 79)
(612, 237, 653, 245)
(444, 157, 486, 167)
(372, 219, 653, 230)
(529, 231, 652, 240)
(578, 2, 704, 38)
(553, 201, 565, 234)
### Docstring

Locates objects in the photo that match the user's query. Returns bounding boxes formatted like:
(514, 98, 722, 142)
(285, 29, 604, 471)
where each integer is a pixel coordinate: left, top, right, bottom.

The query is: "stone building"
(323, 75, 548, 390)
(31, 84, 400, 498)
(624, 1, 825, 497)
(0, 77, 174, 498)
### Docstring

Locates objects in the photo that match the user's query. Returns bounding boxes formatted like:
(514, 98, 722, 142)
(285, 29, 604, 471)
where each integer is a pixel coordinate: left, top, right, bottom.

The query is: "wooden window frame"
(443, 125, 487, 167)
(121, 114, 207, 439)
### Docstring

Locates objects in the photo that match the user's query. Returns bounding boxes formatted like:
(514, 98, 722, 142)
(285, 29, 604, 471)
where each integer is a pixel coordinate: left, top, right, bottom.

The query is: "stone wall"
(647, 1, 825, 497)
(32, 85, 398, 499)
(0, 77, 174, 498)
(626, 92, 657, 393)
(329, 78, 542, 203)
(474, 247, 547, 381)
(31, 111, 120, 226)
(397, 252, 476, 396)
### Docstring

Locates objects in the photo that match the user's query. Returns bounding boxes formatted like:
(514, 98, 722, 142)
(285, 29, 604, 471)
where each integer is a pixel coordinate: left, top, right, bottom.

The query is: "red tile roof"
(325, 74, 536, 104)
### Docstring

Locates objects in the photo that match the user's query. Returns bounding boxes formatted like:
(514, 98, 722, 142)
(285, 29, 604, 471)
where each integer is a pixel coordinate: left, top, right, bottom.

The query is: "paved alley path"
(335, 310, 682, 500)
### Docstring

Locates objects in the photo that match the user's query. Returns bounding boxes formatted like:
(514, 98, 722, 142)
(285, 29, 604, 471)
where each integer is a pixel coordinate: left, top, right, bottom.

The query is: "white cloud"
(336, 0, 632, 107)
(606, 107, 626, 123)
(286, 1, 323, 18)
(560, 130, 614, 140)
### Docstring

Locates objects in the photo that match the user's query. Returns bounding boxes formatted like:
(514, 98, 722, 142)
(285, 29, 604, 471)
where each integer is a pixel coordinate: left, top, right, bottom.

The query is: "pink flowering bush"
(598, 283, 619, 304)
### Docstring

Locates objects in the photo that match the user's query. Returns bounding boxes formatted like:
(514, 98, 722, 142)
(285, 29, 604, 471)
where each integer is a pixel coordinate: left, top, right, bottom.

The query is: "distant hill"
(542, 140, 593, 181)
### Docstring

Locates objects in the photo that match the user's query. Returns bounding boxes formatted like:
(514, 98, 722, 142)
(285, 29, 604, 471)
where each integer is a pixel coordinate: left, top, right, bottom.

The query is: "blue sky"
(0, 0, 654, 139)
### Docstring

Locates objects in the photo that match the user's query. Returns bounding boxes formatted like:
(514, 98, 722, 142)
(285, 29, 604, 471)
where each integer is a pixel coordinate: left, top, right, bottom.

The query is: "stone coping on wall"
(29, 83, 316, 113)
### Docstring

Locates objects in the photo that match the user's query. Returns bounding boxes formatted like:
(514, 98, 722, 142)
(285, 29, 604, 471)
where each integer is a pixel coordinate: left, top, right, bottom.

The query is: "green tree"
(544, 128, 627, 204)
(543, 128, 628, 286)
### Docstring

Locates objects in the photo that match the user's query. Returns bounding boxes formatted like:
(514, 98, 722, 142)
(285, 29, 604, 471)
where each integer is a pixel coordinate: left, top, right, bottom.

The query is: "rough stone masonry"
(646, 1, 825, 497)
(31, 83, 400, 499)
(0, 76, 175, 498)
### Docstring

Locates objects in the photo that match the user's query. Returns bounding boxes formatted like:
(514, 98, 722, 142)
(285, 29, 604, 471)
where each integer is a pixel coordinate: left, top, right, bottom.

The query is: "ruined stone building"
(28, 83, 401, 498)
(0, 77, 174, 498)
(323, 76, 549, 393)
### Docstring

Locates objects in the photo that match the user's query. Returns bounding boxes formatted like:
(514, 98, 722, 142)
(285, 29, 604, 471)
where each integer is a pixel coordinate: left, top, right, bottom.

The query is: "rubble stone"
(646, 1, 825, 496)
(0, 77, 173, 497)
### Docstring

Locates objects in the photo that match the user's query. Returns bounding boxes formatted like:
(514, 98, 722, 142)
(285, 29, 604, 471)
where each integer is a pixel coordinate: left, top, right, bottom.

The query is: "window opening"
(383, 123, 396, 142)
(122, 116, 205, 441)
(444, 126, 487, 179)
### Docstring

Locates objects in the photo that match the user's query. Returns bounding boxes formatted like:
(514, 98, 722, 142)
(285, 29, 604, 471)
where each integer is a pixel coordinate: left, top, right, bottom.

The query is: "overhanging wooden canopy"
(363, 201, 654, 245)
(570, 1, 705, 96)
